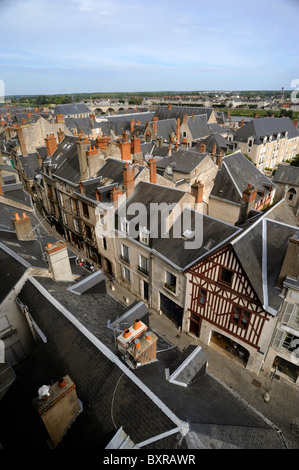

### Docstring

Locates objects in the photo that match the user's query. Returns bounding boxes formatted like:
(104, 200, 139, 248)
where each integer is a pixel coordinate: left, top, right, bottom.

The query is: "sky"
(0, 0, 298, 95)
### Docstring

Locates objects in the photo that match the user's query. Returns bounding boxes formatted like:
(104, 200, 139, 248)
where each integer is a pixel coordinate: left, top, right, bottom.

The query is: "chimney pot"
(58, 378, 66, 388)
(133, 318, 142, 330)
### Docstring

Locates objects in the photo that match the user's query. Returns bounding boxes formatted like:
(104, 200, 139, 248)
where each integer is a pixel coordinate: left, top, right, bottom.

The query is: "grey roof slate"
(186, 115, 211, 140)
(0, 246, 28, 303)
(53, 103, 91, 116)
(153, 149, 207, 174)
(154, 106, 214, 122)
(232, 218, 298, 313)
(273, 164, 299, 187)
(210, 152, 275, 205)
(234, 116, 299, 145)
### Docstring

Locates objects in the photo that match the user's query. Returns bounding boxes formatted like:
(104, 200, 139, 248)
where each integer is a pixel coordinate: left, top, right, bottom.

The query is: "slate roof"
(0, 275, 285, 448)
(75, 158, 144, 203)
(210, 152, 275, 205)
(18, 153, 41, 179)
(0, 201, 85, 273)
(234, 117, 299, 145)
(198, 133, 230, 154)
(1, 182, 32, 207)
(186, 115, 211, 140)
(152, 148, 207, 174)
(0, 245, 28, 303)
(117, 181, 186, 236)
(154, 106, 214, 122)
(272, 164, 299, 187)
(53, 103, 91, 116)
(232, 217, 298, 313)
(43, 135, 81, 184)
(151, 118, 178, 140)
(105, 111, 155, 124)
(152, 209, 241, 270)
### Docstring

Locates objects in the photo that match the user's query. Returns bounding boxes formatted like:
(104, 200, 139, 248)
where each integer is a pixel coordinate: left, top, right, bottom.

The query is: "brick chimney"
(130, 119, 135, 133)
(131, 135, 141, 155)
(16, 126, 28, 156)
(37, 152, 43, 169)
(277, 232, 299, 288)
(199, 142, 206, 153)
(149, 159, 156, 184)
(254, 114, 259, 119)
(77, 137, 91, 179)
(13, 212, 35, 241)
(183, 113, 188, 125)
(176, 118, 180, 144)
(240, 119, 244, 128)
(181, 138, 188, 150)
(110, 185, 124, 202)
(32, 375, 81, 448)
(152, 116, 158, 134)
(191, 181, 204, 204)
(216, 151, 223, 169)
(57, 128, 65, 143)
(168, 104, 172, 110)
(123, 162, 135, 198)
(45, 134, 57, 157)
(56, 113, 64, 124)
(212, 143, 217, 155)
(45, 240, 73, 281)
(227, 110, 231, 120)
(119, 141, 131, 161)
(237, 184, 258, 225)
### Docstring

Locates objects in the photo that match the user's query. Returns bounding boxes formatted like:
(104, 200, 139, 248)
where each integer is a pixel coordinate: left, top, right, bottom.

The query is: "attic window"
(204, 239, 215, 250)
(139, 227, 150, 246)
(219, 267, 233, 286)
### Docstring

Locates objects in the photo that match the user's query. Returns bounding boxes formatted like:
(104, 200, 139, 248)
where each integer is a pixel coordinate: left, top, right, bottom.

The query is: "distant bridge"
(88, 101, 147, 115)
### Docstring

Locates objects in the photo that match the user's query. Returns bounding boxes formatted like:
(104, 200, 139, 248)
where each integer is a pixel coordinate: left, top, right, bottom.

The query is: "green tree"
(290, 154, 299, 167)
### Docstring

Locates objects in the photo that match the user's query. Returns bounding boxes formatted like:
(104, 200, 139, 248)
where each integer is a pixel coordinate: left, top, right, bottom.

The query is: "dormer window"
(269, 135, 273, 142)
(139, 227, 150, 246)
(277, 133, 280, 140)
(263, 136, 267, 144)
(120, 217, 128, 234)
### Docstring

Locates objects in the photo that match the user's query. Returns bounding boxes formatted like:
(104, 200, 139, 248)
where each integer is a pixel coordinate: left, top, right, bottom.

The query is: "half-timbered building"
(184, 215, 299, 374)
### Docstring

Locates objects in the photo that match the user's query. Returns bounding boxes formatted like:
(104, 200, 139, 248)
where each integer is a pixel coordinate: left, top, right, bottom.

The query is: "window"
(74, 218, 80, 233)
(103, 236, 107, 250)
(138, 254, 149, 276)
(219, 267, 233, 286)
(120, 218, 128, 234)
(122, 265, 131, 282)
(85, 224, 92, 240)
(231, 306, 250, 329)
(82, 201, 89, 218)
(197, 288, 206, 307)
(58, 191, 64, 207)
(121, 244, 130, 264)
(71, 199, 78, 214)
(282, 333, 299, 352)
(165, 271, 176, 294)
(139, 227, 150, 246)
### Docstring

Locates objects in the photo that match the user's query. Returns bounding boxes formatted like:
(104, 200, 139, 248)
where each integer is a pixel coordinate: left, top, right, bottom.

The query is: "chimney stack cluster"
(116, 319, 158, 369)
